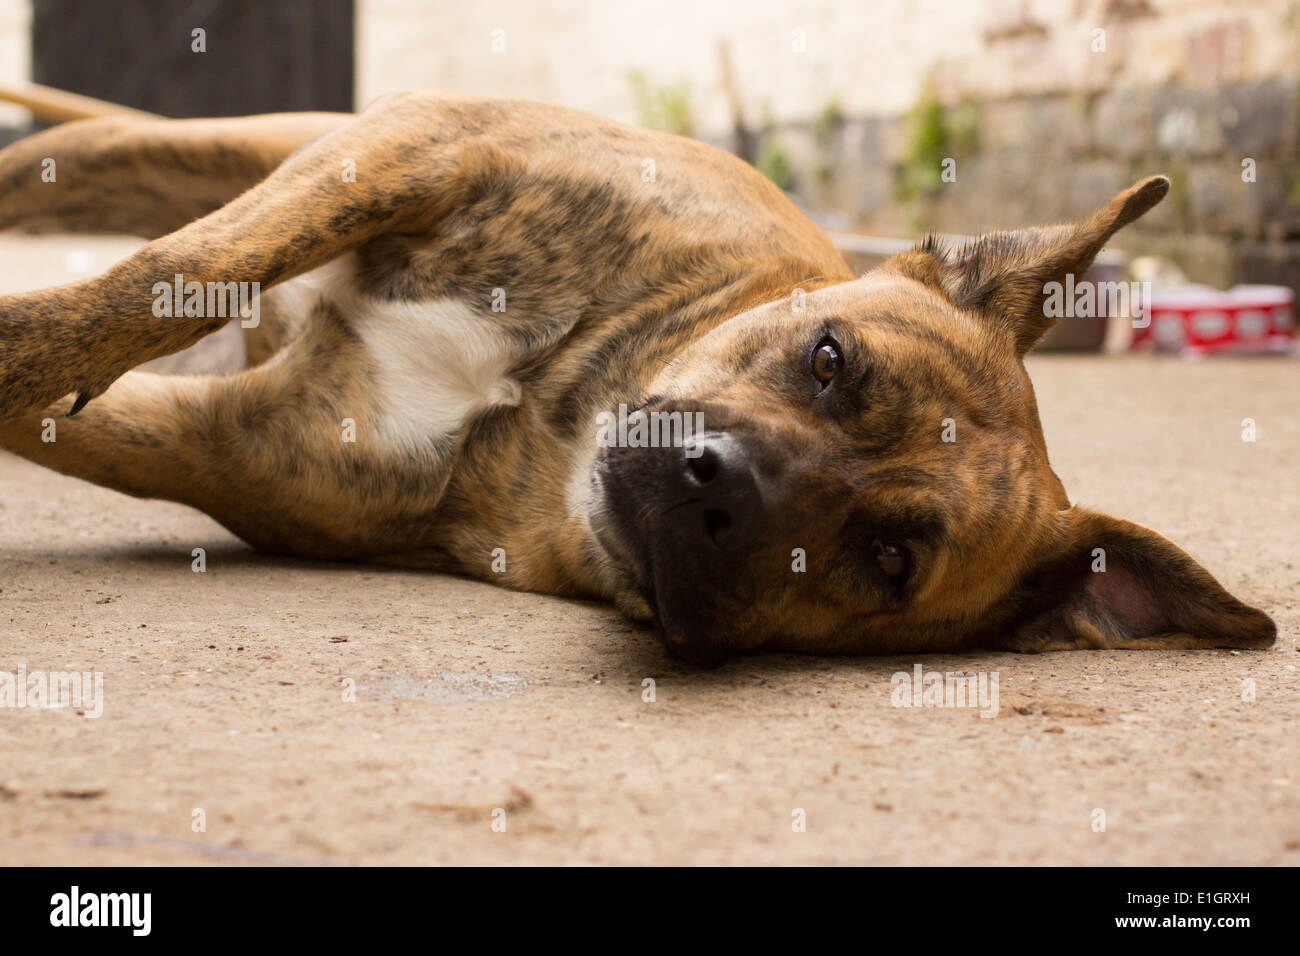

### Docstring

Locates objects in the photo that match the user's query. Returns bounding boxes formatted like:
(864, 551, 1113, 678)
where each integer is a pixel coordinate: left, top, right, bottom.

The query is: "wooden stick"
(0, 82, 158, 123)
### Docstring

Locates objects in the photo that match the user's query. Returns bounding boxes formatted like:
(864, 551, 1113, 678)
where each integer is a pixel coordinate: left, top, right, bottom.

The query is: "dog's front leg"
(0, 93, 463, 422)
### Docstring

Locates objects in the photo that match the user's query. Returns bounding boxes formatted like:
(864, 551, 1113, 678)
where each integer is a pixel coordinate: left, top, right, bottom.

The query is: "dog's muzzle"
(592, 431, 768, 664)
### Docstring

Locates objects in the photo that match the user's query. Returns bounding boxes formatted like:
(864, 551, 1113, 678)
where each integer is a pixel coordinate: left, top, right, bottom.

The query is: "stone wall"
(774, 76, 1300, 290)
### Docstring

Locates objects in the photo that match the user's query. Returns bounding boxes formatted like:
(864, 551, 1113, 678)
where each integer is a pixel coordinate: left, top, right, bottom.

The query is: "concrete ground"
(0, 236, 1296, 865)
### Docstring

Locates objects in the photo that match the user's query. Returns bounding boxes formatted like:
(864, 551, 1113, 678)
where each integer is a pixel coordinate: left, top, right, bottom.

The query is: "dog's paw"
(0, 290, 120, 423)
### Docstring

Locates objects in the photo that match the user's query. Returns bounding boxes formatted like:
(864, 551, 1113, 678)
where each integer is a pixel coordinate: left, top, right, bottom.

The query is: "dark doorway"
(32, 0, 354, 117)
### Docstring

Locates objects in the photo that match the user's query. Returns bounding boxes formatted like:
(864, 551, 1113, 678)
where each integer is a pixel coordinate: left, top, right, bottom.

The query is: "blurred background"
(0, 0, 1298, 337)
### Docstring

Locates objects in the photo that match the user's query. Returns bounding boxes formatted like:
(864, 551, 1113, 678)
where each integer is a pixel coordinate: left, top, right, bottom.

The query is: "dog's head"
(589, 177, 1275, 664)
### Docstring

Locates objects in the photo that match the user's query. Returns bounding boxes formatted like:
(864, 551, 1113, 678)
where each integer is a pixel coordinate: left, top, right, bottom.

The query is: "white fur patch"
(270, 254, 523, 450)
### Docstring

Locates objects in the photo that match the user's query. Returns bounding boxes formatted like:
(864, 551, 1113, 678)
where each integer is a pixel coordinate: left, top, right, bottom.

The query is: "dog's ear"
(891, 175, 1169, 354)
(993, 507, 1275, 651)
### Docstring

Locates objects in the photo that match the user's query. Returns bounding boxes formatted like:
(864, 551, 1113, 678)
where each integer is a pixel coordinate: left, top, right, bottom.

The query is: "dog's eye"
(872, 540, 909, 582)
(811, 337, 842, 385)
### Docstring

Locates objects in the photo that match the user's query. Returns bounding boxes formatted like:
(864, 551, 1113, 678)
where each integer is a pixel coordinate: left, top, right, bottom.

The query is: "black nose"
(662, 433, 761, 549)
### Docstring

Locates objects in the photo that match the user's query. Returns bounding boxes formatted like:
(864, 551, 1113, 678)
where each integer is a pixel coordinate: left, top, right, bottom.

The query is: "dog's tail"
(0, 82, 156, 124)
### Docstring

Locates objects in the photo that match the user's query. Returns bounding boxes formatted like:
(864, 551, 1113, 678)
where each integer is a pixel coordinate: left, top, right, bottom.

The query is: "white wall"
(0, 0, 31, 125)
(357, 0, 1300, 134)
(3, 1, 1296, 133)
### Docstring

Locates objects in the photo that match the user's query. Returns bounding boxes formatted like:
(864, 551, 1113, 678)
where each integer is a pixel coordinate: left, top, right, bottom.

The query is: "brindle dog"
(0, 92, 1276, 664)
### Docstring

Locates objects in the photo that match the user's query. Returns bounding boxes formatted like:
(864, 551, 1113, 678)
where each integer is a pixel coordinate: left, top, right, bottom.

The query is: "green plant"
(814, 98, 846, 149)
(755, 137, 794, 191)
(895, 86, 947, 205)
(1286, 172, 1300, 206)
(626, 70, 695, 137)
(894, 84, 980, 206)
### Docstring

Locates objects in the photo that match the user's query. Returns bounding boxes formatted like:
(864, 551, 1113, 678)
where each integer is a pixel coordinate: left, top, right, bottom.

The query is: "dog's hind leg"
(0, 299, 449, 560)
(0, 94, 467, 422)
(0, 112, 349, 237)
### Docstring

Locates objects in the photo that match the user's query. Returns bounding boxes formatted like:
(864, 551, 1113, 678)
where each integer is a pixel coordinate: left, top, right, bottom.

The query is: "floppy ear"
(890, 175, 1170, 354)
(994, 508, 1276, 651)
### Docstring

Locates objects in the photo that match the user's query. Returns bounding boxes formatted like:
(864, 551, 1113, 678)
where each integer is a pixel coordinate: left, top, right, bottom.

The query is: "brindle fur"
(0, 92, 1276, 662)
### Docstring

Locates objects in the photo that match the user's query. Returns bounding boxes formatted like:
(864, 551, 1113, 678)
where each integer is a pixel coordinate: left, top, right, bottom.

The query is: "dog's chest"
(274, 255, 526, 450)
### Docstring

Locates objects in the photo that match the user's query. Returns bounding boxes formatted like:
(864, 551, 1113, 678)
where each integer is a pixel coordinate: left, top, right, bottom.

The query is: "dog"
(0, 91, 1276, 664)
